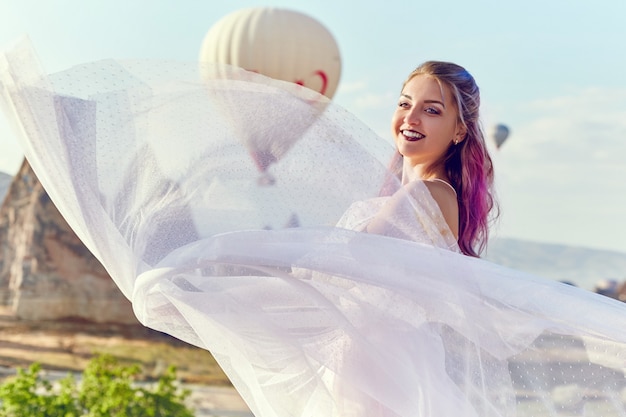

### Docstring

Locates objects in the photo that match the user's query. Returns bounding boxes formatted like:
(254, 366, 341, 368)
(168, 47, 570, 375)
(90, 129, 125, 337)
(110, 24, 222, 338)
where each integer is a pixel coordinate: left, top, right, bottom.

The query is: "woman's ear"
(455, 124, 467, 144)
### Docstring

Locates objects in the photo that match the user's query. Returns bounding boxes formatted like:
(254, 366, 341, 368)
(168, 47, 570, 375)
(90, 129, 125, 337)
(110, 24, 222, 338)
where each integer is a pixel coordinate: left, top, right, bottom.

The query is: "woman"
(346, 61, 495, 258)
(393, 61, 496, 257)
(3, 40, 626, 417)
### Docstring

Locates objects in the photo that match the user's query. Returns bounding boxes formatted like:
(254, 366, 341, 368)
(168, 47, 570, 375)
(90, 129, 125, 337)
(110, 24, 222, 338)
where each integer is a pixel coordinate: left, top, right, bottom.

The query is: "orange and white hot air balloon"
(199, 8, 342, 185)
(200, 7, 341, 98)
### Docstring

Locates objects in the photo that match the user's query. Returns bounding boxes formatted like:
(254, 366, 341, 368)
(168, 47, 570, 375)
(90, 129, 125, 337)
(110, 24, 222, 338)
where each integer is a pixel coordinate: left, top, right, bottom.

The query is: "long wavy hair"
(393, 61, 498, 257)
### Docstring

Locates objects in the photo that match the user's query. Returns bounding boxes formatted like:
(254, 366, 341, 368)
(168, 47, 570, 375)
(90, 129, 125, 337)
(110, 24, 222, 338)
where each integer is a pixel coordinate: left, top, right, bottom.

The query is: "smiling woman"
(385, 61, 495, 257)
(3, 39, 626, 417)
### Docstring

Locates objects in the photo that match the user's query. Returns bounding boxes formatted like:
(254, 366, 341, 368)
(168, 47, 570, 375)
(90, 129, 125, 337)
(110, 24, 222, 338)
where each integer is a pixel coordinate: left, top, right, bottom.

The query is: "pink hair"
(401, 62, 498, 257)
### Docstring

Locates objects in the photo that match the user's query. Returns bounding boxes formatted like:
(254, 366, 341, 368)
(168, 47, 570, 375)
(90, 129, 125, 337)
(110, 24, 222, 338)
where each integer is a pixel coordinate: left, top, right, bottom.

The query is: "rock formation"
(0, 171, 11, 202)
(0, 159, 136, 323)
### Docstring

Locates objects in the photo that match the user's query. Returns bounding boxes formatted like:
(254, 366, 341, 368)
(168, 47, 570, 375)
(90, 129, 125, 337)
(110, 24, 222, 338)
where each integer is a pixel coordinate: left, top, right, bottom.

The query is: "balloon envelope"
(199, 8, 340, 184)
(492, 124, 510, 148)
(200, 7, 342, 99)
(198, 64, 329, 185)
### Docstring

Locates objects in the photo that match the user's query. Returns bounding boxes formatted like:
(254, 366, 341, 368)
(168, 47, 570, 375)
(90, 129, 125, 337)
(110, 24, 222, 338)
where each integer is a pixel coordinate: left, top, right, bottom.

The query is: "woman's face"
(391, 75, 464, 170)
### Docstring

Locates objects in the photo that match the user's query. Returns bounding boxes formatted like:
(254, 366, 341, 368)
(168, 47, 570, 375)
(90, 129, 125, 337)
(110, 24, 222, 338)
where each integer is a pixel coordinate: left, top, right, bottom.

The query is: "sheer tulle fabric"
(3, 39, 626, 417)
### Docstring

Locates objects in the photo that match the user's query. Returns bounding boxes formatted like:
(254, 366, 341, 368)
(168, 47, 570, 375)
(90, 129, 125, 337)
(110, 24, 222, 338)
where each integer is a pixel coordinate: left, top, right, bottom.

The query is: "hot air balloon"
(199, 7, 342, 185)
(200, 7, 341, 98)
(492, 123, 510, 149)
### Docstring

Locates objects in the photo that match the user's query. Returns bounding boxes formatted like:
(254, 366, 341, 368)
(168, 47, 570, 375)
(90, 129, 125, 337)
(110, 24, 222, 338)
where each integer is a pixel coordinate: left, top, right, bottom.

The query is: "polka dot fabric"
(3, 38, 626, 417)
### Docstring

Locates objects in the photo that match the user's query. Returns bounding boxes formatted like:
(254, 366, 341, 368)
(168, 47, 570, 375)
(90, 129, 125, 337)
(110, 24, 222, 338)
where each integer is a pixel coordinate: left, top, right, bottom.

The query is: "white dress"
(2, 38, 626, 417)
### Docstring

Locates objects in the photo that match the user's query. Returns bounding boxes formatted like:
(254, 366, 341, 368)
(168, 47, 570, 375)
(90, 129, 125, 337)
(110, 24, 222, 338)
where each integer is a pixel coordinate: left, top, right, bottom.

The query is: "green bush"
(0, 354, 194, 417)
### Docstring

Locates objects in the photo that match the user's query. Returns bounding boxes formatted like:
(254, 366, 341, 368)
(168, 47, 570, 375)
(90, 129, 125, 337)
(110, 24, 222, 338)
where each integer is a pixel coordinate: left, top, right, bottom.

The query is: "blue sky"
(1, 0, 625, 253)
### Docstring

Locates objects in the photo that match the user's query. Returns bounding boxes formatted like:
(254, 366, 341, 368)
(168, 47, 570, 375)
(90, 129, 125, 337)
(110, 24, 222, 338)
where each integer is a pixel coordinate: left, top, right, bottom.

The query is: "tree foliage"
(0, 354, 194, 417)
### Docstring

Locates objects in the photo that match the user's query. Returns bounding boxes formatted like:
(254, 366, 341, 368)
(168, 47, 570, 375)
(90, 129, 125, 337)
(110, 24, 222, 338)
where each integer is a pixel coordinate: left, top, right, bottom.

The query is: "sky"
(1, 0, 625, 254)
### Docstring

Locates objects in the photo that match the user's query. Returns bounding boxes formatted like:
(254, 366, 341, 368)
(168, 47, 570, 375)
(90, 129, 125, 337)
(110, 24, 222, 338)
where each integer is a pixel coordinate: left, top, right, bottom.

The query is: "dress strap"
(429, 178, 457, 196)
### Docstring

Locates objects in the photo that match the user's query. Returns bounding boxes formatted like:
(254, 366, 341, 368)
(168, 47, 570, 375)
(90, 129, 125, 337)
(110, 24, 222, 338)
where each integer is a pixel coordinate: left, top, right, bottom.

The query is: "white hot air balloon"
(200, 7, 342, 98)
(492, 123, 510, 149)
(199, 8, 342, 185)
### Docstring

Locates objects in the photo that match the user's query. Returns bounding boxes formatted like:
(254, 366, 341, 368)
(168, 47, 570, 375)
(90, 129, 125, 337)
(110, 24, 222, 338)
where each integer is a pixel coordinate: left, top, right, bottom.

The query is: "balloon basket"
(257, 172, 276, 186)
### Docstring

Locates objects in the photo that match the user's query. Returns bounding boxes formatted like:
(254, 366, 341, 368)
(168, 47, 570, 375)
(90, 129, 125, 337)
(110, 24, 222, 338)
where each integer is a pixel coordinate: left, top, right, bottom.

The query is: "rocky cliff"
(0, 159, 136, 323)
(0, 171, 10, 203)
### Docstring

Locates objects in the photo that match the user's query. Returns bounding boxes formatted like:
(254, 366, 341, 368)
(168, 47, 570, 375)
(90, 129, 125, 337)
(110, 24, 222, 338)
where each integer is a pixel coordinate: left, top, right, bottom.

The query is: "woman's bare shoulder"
(422, 180, 459, 238)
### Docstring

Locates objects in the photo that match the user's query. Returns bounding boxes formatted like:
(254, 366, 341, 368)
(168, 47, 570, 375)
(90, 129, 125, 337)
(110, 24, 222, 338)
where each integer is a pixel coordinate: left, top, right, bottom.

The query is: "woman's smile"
(401, 129, 425, 141)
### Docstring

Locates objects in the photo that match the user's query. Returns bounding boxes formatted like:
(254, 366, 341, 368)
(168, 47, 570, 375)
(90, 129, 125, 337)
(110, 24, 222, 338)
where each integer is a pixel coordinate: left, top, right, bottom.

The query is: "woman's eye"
(398, 101, 410, 109)
(425, 107, 441, 115)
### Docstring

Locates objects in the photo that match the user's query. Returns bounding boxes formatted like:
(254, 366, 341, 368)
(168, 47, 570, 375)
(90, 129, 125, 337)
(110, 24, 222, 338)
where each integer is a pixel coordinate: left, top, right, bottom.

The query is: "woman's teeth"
(402, 130, 424, 140)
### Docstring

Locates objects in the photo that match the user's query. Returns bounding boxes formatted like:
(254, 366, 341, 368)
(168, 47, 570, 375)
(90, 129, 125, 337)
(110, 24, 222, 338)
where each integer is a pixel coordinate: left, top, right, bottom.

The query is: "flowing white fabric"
(3, 38, 626, 417)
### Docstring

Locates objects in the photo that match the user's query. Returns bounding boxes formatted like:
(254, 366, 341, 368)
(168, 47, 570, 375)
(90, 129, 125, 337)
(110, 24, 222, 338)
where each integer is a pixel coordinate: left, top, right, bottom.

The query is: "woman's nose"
(404, 108, 420, 125)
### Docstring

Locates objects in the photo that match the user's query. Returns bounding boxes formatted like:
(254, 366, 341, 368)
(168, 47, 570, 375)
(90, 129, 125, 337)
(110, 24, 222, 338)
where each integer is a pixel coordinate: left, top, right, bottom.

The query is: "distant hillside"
(485, 238, 626, 290)
(0, 171, 11, 204)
